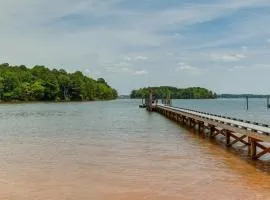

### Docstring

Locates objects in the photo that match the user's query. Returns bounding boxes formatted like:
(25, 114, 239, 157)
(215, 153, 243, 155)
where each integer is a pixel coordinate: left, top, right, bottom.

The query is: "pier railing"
(152, 104, 270, 160)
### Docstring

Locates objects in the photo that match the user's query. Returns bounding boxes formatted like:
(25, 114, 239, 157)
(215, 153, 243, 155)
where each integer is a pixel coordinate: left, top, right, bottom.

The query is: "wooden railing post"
(250, 138, 257, 159)
(226, 131, 231, 146)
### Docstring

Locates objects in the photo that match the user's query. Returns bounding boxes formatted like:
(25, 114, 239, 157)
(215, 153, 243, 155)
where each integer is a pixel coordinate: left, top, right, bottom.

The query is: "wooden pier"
(150, 104, 270, 160)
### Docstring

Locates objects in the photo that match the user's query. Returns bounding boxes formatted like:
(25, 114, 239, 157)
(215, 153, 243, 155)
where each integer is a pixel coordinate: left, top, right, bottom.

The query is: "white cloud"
(227, 65, 247, 71)
(122, 56, 148, 61)
(235, 54, 246, 58)
(233, 66, 247, 69)
(166, 52, 174, 56)
(104, 66, 116, 72)
(134, 56, 148, 61)
(208, 53, 246, 62)
(175, 62, 202, 75)
(84, 69, 91, 74)
(253, 64, 270, 69)
(117, 61, 132, 67)
(241, 46, 248, 51)
(83, 69, 93, 76)
(1, 0, 270, 94)
(123, 57, 132, 61)
(121, 67, 130, 71)
(91, 71, 101, 78)
(133, 70, 148, 75)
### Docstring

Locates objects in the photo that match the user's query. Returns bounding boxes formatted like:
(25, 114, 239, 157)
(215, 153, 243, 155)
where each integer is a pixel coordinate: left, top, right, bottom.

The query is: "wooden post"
(166, 93, 171, 106)
(190, 119, 194, 129)
(201, 122, 205, 134)
(225, 131, 231, 146)
(148, 89, 153, 112)
(246, 96, 249, 110)
(189, 118, 192, 127)
(249, 138, 257, 159)
(145, 98, 148, 108)
(210, 126, 215, 138)
(248, 137, 251, 156)
(198, 122, 204, 133)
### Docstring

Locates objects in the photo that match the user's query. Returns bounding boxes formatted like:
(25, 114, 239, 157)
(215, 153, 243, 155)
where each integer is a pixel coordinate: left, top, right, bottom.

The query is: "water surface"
(173, 98, 270, 124)
(0, 99, 269, 200)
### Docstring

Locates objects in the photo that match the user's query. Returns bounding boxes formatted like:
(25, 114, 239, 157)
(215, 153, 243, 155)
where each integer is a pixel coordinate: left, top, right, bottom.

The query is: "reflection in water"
(0, 100, 269, 200)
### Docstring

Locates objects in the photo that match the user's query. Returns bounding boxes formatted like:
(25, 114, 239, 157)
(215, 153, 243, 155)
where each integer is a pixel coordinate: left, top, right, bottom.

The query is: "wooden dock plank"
(156, 104, 270, 143)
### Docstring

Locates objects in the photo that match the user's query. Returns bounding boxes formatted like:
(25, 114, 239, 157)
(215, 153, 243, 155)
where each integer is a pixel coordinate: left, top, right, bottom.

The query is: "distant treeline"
(217, 94, 270, 98)
(130, 86, 216, 99)
(0, 63, 118, 102)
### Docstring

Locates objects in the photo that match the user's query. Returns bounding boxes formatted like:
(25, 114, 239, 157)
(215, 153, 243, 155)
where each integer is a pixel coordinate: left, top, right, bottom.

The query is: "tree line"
(130, 86, 216, 99)
(0, 63, 118, 102)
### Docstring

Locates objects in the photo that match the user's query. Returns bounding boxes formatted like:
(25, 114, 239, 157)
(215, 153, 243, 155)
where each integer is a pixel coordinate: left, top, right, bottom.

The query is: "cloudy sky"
(1, 0, 270, 94)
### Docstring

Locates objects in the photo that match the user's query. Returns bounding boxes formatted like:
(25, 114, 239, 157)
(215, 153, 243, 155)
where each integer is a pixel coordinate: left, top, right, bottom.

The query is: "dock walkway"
(153, 104, 270, 160)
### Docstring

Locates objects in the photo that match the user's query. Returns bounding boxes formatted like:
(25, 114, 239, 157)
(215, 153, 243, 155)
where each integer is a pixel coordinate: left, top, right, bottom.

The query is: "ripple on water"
(0, 100, 269, 200)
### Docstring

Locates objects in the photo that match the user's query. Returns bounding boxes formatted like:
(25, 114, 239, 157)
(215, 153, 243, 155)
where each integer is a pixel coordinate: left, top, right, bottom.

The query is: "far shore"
(0, 99, 117, 104)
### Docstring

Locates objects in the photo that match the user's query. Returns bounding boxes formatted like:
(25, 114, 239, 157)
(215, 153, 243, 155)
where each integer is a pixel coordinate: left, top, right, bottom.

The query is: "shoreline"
(0, 99, 117, 105)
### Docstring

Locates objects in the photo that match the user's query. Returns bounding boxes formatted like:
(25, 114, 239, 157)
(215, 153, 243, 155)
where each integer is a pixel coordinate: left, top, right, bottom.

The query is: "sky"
(1, 0, 270, 95)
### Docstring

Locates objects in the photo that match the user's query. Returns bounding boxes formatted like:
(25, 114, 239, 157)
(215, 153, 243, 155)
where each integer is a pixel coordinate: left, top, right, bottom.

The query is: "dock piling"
(225, 131, 231, 146)
(153, 104, 270, 160)
(147, 88, 153, 112)
(246, 96, 249, 110)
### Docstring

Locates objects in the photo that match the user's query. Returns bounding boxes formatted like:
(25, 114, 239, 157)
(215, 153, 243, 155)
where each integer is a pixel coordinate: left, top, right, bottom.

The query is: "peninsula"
(0, 63, 118, 102)
(130, 86, 216, 99)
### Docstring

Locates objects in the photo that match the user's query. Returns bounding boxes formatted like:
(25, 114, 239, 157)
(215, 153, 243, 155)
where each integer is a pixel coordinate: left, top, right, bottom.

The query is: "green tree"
(30, 81, 45, 100)
(58, 74, 71, 101)
(0, 64, 117, 102)
(20, 82, 31, 101)
(97, 78, 108, 86)
(0, 71, 20, 101)
(70, 71, 85, 100)
(42, 73, 60, 100)
(130, 86, 216, 99)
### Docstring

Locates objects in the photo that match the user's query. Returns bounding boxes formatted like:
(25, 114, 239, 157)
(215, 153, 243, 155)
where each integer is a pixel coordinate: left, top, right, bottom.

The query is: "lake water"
(173, 98, 270, 125)
(0, 99, 269, 200)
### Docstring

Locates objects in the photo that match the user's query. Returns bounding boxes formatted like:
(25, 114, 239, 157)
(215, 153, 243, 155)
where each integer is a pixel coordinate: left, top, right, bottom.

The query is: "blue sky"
(1, 0, 270, 94)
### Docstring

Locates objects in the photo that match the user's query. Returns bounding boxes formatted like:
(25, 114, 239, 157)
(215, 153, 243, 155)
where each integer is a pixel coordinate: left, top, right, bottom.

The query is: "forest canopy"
(0, 63, 118, 102)
(130, 86, 216, 99)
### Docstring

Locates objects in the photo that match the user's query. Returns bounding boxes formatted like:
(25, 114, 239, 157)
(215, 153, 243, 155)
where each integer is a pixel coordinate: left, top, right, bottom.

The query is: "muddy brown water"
(0, 100, 269, 200)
